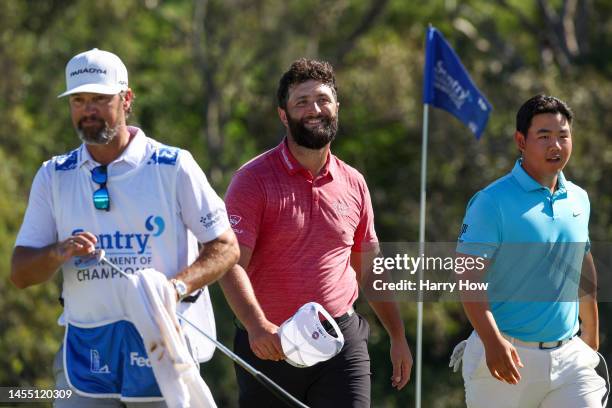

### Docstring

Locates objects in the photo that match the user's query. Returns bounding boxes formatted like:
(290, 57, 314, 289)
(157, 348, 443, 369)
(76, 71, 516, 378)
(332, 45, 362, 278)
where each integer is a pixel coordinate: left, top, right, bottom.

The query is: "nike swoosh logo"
(573, 212, 581, 217)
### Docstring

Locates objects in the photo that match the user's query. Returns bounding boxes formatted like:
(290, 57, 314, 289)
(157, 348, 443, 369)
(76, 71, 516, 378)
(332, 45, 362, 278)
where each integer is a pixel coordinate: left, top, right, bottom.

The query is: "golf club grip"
(254, 372, 309, 408)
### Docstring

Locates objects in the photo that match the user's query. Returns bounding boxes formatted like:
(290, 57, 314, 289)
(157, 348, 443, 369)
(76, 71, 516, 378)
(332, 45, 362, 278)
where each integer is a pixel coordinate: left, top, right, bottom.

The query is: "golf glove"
(449, 339, 467, 373)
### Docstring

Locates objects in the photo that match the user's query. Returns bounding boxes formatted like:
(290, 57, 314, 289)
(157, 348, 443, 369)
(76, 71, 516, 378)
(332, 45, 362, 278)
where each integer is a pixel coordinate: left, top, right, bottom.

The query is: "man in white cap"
(10, 48, 239, 407)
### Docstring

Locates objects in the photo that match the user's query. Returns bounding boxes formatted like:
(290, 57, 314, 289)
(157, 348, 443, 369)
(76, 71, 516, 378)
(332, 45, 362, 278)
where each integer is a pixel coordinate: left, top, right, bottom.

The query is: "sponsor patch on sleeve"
(147, 147, 179, 165)
(200, 208, 227, 230)
(55, 149, 79, 171)
(229, 214, 243, 234)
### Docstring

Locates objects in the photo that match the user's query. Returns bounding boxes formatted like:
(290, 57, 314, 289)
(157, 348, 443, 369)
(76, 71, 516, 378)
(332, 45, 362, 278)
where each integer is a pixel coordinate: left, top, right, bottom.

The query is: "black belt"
(332, 306, 355, 325)
(322, 306, 355, 335)
(503, 334, 575, 350)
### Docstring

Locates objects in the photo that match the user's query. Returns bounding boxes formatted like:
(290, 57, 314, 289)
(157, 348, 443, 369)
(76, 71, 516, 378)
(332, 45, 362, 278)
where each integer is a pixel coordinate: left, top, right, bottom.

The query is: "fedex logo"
(130, 352, 152, 367)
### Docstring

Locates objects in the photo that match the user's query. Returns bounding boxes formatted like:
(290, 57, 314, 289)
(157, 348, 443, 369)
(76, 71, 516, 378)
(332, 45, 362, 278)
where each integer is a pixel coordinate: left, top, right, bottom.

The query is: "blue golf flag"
(423, 26, 492, 139)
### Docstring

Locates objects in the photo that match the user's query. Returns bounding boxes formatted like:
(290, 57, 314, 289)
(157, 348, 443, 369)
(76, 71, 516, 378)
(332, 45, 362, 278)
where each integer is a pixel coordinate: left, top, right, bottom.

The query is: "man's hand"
(54, 231, 97, 262)
(218, 258, 285, 361)
(351, 249, 413, 390)
(482, 336, 523, 384)
(11, 231, 98, 289)
(246, 320, 284, 361)
(389, 335, 413, 390)
(459, 255, 524, 385)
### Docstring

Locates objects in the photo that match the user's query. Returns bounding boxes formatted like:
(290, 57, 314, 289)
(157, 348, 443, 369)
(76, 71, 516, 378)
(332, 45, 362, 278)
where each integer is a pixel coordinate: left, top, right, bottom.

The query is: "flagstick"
(416, 103, 429, 408)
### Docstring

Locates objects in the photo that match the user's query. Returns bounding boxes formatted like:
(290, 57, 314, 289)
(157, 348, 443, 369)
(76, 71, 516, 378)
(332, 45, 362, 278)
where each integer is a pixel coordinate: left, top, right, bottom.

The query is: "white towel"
(121, 268, 217, 408)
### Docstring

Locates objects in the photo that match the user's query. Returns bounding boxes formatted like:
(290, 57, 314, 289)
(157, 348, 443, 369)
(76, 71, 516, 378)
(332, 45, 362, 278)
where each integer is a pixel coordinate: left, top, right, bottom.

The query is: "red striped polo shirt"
(225, 139, 378, 325)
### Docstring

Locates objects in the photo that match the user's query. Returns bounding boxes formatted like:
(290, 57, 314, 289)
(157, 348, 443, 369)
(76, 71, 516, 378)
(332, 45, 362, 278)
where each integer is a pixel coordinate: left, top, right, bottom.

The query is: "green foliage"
(1, 0, 611, 406)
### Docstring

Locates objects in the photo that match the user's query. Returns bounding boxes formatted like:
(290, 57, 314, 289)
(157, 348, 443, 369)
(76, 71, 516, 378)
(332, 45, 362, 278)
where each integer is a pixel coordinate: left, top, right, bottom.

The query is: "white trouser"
(462, 331, 607, 408)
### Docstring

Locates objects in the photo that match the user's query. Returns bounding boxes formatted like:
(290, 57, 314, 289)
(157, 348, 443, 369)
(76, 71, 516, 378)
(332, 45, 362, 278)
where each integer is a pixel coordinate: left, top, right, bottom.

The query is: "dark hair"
(516, 95, 573, 137)
(277, 58, 337, 109)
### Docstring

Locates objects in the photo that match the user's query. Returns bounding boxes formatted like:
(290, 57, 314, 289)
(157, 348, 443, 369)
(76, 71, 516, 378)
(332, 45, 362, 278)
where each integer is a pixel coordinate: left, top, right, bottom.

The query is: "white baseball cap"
(58, 48, 128, 98)
(279, 302, 345, 368)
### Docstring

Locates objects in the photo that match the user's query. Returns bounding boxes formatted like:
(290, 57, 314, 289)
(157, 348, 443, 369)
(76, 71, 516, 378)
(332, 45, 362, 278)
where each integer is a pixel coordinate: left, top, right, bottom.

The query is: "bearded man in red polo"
(220, 58, 413, 408)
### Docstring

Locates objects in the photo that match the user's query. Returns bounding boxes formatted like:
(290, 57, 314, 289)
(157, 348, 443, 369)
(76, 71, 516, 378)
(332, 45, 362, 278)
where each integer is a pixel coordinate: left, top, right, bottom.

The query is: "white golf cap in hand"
(279, 302, 345, 368)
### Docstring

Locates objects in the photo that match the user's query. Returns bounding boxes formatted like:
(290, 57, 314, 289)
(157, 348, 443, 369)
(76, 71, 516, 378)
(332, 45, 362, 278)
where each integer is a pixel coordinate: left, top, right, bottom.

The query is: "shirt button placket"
(550, 197, 556, 219)
(313, 184, 320, 214)
(544, 193, 555, 219)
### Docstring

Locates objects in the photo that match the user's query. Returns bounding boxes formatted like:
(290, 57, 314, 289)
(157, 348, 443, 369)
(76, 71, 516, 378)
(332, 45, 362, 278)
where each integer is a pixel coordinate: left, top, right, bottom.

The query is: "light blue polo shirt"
(457, 159, 590, 342)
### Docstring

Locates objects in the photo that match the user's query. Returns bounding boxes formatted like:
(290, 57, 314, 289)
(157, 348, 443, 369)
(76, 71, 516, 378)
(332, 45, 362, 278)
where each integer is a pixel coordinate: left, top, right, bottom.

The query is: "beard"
(287, 111, 338, 150)
(76, 116, 119, 145)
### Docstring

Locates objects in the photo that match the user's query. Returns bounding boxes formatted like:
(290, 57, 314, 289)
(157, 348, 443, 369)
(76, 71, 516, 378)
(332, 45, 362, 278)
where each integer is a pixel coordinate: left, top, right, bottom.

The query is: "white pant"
(462, 331, 607, 408)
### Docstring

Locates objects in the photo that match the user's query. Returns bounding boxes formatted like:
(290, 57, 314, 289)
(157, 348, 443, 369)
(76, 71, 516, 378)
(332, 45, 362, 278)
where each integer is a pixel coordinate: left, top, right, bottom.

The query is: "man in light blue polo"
(456, 95, 606, 407)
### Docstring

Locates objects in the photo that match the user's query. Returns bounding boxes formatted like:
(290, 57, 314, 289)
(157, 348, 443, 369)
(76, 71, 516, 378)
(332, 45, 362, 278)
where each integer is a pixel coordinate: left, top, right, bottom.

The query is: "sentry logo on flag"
(423, 26, 492, 139)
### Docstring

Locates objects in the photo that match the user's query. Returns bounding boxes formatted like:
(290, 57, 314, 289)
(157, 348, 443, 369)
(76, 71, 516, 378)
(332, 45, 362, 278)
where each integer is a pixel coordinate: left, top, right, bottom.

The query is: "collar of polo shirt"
(278, 137, 337, 179)
(79, 126, 145, 170)
(512, 159, 567, 195)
